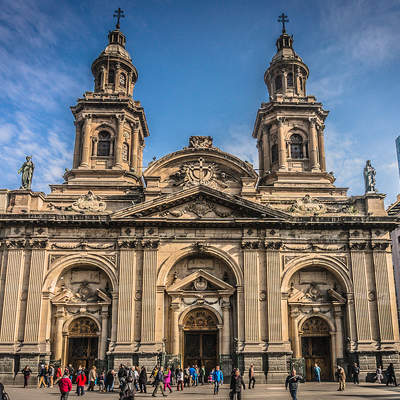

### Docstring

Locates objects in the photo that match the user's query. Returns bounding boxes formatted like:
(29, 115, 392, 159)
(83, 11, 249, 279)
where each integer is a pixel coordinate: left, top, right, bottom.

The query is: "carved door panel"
(302, 336, 331, 381)
(184, 332, 218, 374)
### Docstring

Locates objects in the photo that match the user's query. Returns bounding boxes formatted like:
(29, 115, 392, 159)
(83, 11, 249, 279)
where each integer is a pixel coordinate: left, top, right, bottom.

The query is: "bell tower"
(252, 14, 346, 199)
(56, 9, 149, 196)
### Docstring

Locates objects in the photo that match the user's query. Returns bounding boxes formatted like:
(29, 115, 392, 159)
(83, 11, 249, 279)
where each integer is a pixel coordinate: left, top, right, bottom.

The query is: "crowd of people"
(10, 360, 400, 400)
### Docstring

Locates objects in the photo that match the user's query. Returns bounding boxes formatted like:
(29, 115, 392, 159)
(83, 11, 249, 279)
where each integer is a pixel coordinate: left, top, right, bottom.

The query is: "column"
(100, 309, 109, 359)
(291, 311, 300, 358)
(334, 306, 344, 358)
(221, 299, 231, 354)
(130, 122, 139, 172)
(0, 246, 25, 343)
(110, 292, 119, 347)
(141, 245, 158, 343)
(72, 120, 82, 168)
(317, 125, 326, 172)
(24, 244, 47, 343)
(266, 245, 283, 343)
(257, 140, 264, 176)
(80, 115, 92, 168)
(262, 126, 271, 173)
(171, 304, 180, 355)
(54, 308, 65, 361)
(277, 119, 287, 170)
(116, 248, 136, 344)
(349, 247, 372, 342)
(236, 286, 245, 346)
(308, 118, 320, 171)
(373, 248, 395, 342)
(243, 249, 259, 343)
(115, 115, 124, 168)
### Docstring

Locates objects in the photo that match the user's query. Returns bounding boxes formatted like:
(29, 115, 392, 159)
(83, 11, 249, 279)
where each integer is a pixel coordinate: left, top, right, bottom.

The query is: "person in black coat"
(285, 369, 303, 400)
(351, 363, 360, 384)
(230, 369, 245, 400)
(386, 363, 398, 386)
(139, 366, 148, 393)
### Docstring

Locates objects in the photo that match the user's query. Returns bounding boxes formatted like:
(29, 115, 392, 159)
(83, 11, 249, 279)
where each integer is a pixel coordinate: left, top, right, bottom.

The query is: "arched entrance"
(183, 308, 219, 372)
(300, 317, 332, 381)
(67, 317, 99, 370)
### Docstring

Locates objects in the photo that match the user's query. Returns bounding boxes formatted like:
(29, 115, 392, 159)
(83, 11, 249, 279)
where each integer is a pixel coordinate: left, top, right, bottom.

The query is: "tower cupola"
(264, 14, 309, 100)
(91, 8, 138, 97)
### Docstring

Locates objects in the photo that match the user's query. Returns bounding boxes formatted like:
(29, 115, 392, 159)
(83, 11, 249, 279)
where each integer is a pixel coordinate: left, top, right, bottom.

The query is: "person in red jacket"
(76, 371, 87, 396)
(58, 374, 72, 400)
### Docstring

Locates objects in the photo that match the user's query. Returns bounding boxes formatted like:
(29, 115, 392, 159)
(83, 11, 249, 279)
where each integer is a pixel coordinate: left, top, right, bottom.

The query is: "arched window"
(287, 72, 293, 87)
(119, 73, 126, 88)
(97, 131, 111, 156)
(275, 75, 282, 91)
(271, 143, 278, 163)
(290, 134, 304, 159)
(108, 69, 115, 84)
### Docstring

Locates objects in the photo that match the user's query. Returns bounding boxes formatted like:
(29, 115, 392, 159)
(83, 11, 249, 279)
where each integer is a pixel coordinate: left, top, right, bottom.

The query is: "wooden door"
(301, 336, 331, 381)
(184, 332, 218, 374)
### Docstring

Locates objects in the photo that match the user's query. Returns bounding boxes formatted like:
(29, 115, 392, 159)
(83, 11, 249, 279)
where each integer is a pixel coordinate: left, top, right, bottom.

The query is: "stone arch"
(297, 313, 336, 334)
(281, 255, 352, 294)
(178, 304, 223, 328)
(158, 246, 243, 287)
(43, 254, 118, 293)
(63, 314, 101, 335)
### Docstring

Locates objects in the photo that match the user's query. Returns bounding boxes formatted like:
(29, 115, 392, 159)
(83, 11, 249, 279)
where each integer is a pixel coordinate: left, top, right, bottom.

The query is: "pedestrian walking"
(49, 365, 55, 387)
(386, 363, 397, 386)
(248, 364, 255, 389)
(76, 370, 87, 396)
(314, 363, 321, 382)
(285, 369, 303, 400)
(352, 363, 360, 384)
(375, 365, 384, 384)
(120, 375, 136, 400)
(212, 365, 223, 395)
(139, 366, 148, 393)
(152, 366, 167, 397)
(200, 365, 206, 385)
(58, 374, 72, 400)
(22, 365, 32, 388)
(336, 365, 346, 391)
(230, 369, 245, 400)
(163, 366, 173, 393)
(184, 367, 190, 387)
(88, 366, 97, 391)
(176, 369, 184, 391)
(38, 364, 47, 388)
(98, 370, 105, 392)
(55, 365, 62, 384)
(105, 369, 115, 392)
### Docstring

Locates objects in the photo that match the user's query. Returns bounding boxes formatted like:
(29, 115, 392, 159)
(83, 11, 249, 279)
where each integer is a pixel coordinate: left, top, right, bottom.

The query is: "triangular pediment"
(112, 185, 290, 220)
(167, 269, 235, 294)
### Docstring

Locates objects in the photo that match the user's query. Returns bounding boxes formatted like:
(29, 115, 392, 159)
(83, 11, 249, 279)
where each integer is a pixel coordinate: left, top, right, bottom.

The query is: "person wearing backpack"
(58, 374, 72, 400)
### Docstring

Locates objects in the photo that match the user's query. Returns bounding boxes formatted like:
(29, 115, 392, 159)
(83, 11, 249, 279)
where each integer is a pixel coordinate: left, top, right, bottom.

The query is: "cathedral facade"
(0, 21, 398, 383)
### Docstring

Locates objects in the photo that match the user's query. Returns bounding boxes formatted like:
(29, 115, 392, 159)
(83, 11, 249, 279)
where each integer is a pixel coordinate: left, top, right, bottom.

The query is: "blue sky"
(0, 0, 399, 205)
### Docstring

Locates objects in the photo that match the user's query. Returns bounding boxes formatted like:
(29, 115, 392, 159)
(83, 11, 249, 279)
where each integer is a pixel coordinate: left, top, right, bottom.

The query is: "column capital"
(170, 303, 181, 312)
(308, 117, 317, 125)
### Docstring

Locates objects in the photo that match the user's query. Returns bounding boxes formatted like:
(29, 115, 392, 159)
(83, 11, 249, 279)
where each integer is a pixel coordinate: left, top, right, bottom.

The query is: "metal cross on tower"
(113, 8, 125, 29)
(278, 13, 289, 33)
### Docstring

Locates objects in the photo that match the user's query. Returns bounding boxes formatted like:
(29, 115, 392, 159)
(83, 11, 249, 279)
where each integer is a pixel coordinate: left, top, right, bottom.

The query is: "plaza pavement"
(5, 382, 400, 400)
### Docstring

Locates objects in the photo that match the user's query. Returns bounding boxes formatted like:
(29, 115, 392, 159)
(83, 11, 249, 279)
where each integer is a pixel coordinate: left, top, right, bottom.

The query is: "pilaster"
(23, 240, 48, 345)
(349, 243, 372, 347)
(79, 114, 92, 168)
(241, 242, 260, 347)
(372, 243, 397, 344)
(140, 240, 159, 346)
(0, 242, 25, 346)
(116, 241, 137, 349)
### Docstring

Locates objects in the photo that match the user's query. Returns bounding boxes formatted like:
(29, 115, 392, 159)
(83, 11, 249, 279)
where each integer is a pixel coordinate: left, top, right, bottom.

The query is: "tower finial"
(113, 7, 125, 30)
(278, 13, 289, 33)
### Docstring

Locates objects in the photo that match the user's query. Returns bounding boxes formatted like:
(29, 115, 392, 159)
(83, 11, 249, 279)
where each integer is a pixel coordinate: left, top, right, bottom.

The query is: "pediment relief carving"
(52, 287, 111, 305)
(168, 157, 239, 190)
(112, 186, 290, 220)
(159, 196, 237, 219)
(167, 269, 235, 294)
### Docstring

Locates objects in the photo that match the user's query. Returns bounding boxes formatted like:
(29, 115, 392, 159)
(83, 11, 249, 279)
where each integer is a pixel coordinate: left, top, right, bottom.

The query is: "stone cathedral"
(0, 18, 398, 384)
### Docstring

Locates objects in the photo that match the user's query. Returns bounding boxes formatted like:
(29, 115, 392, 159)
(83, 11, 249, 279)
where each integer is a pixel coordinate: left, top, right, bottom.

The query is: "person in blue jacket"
(212, 365, 223, 395)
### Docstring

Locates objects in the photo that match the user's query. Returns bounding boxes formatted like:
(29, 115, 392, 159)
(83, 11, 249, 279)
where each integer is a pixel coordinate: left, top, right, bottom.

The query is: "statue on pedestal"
(18, 156, 34, 190)
(363, 160, 376, 193)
